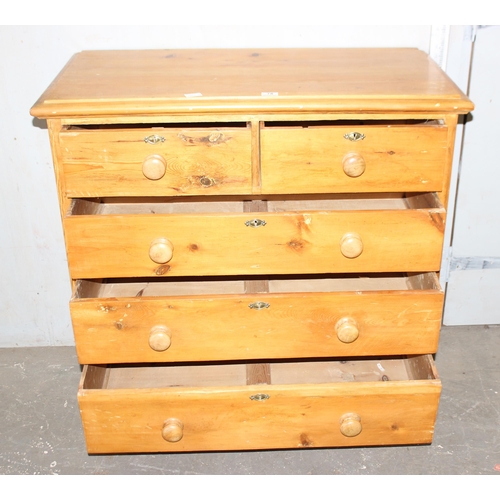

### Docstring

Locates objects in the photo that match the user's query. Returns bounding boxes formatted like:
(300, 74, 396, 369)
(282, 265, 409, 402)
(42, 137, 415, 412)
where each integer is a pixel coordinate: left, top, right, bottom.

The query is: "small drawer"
(59, 125, 253, 196)
(64, 193, 445, 279)
(78, 355, 441, 453)
(260, 120, 449, 194)
(71, 273, 443, 364)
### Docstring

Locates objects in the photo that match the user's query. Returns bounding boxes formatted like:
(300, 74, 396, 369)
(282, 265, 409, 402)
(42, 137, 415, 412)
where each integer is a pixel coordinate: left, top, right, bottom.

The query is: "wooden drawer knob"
(342, 152, 366, 177)
(162, 418, 184, 443)
(335, 317, 359, 343)
(340, 413, 362, 437)
(340, 233, 363, 258)
(149, 325, 172, 352)
(142, 154, 167, 180)
(149, 238, 174, 264)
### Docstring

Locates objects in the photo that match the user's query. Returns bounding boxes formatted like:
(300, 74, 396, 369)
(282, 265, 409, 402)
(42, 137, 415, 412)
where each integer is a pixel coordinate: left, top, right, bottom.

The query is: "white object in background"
(444, 25, 500, 325)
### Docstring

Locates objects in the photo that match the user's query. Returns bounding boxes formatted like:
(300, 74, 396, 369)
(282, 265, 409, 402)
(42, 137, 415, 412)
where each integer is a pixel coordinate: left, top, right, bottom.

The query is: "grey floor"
(1, 325, 499, 475)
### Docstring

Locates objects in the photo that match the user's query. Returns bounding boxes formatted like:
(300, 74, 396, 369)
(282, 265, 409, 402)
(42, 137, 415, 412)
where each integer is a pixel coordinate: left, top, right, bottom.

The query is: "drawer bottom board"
(78, 355, 441, 453)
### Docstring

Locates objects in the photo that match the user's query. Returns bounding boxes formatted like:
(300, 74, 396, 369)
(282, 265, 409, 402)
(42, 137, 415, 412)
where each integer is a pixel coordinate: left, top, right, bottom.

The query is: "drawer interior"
(64, 119, 444, 131)
(261, 118, 445, 128)
(69, 192, 444, 216)
(63, 122, 250, 131)
(82, 355, 438, 390)
(74, 272, 441, 299)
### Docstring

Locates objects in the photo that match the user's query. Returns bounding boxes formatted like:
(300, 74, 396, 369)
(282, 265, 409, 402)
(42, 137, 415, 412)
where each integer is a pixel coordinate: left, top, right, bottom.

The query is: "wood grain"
(30, 49, 473, 118)
(78, 356, 441, 453)
(64, 206, 446, 279)
(59, 126, 252, 197)
(261, 122, 449, 194)
(71, 287, 443, 364)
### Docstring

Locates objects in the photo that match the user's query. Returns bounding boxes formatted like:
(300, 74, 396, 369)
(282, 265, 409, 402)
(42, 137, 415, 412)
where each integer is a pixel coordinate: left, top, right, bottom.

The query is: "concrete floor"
(1, 325, 499, 475)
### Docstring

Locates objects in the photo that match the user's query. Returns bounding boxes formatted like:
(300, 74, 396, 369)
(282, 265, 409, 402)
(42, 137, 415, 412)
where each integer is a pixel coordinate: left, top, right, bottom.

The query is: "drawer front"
(59, 127, 252, 196)
(64, 209, 445, 278)
(261, 124, 449, 194)
(71, 284, 443, 364)
(78, 358, 441, 454)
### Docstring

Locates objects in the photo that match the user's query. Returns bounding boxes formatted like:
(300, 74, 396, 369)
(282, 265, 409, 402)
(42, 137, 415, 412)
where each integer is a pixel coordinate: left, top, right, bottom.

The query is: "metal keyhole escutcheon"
(250, 394, 270, 401)
(245, 219, 267, 228)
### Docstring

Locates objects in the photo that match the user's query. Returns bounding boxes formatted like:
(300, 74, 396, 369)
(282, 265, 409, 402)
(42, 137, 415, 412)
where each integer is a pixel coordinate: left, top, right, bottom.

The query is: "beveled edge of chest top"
(30, 48, 473, 119)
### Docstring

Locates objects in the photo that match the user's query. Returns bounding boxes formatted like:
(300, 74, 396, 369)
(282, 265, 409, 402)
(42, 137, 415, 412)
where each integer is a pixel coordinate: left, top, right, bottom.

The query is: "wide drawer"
(64, 194, 445, 279)
(58, 125, 253, 196)
(261, 120, 449, 194)
(71, 273, 443, 364)
(78, 355, 441, 453)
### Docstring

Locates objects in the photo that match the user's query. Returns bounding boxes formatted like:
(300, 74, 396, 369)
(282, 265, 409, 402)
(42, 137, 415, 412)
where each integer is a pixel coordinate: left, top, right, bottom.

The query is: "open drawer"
(64, 193, 446, 278)
(78, 355, 441, 453)
(71, 272, 443, 364)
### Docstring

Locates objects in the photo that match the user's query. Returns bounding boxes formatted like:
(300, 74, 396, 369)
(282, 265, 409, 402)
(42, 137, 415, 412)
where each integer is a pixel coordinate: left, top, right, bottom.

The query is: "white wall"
(443, 26, 500, 325)
(0, 25, 435, 347)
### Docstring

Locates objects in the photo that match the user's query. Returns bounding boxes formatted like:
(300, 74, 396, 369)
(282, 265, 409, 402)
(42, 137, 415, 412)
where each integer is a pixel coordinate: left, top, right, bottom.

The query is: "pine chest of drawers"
(31, 48, 473, 454)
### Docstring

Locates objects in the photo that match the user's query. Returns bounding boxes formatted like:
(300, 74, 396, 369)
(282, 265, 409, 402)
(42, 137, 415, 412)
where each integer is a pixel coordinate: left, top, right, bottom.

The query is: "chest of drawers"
(31, 48, 473, 453)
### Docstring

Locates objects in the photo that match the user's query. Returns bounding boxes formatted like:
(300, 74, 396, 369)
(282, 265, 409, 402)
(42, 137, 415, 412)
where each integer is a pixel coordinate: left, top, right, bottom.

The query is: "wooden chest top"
(30, 48, 473, 118)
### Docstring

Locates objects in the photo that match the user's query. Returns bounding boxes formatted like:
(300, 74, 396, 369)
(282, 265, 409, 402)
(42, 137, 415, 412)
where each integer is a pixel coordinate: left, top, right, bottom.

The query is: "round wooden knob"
(340, 413, 362, 437)
(142, 154, 167, 180)
(335, 317, 359, 343)
(162, 418, 184, 443)
(342, 152, 366, 177)
(149, 238, 174, 264)
(340, 233, 363, 259)
(149, 325, 172, 352)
